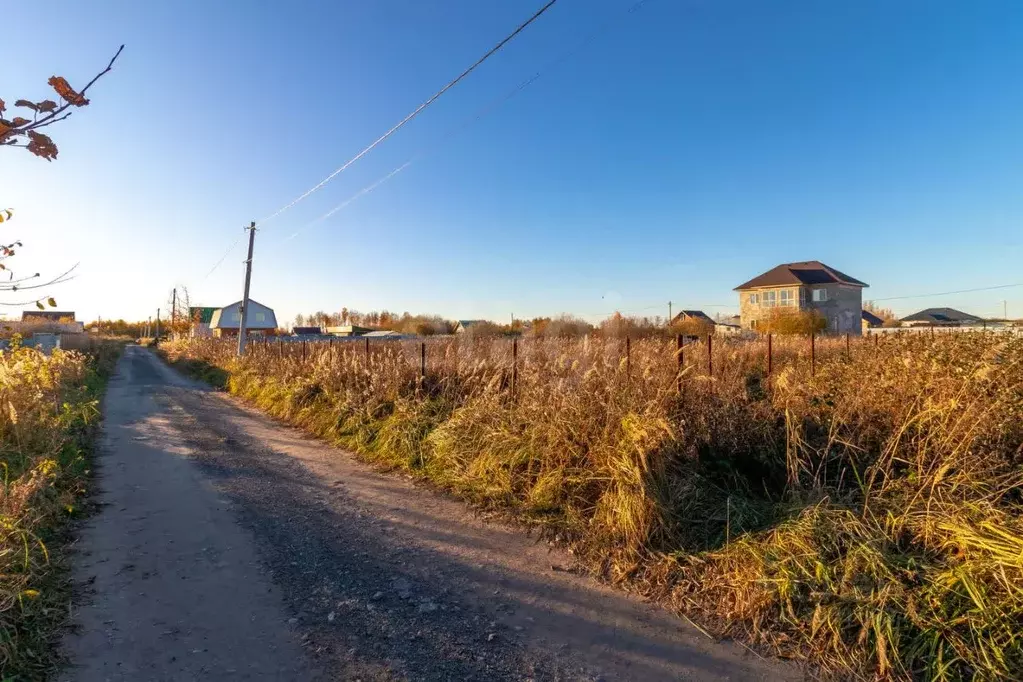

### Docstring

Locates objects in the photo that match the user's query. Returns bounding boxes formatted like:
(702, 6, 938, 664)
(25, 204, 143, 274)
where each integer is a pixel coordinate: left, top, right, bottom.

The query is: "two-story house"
(735, 261, 868, 334)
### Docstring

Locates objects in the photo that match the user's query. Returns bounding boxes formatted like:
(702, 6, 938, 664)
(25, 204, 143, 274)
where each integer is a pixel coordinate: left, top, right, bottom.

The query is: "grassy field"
(0, 340, 120, 680)
(162, 332, 1023, 681)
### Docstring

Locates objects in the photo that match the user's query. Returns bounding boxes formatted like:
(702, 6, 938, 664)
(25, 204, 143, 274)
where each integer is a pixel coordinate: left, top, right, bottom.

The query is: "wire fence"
(173, 328, 1021, 402)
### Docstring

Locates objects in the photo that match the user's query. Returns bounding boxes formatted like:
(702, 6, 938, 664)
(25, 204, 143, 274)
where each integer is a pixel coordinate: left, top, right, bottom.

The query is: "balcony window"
(763, 291, 776, 307)
(812, 289, 828, 302)
(779, 290, 794, 306)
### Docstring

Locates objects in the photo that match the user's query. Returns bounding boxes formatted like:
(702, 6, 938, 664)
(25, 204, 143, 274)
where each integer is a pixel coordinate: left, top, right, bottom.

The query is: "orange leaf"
(10, 117, 29, 127)
(48, 76, 89, 107)
(14, 99, 38, 111)
(0, 98, 5, 113)
(36, 100, 58, 113)
(26, 130, 58, 161)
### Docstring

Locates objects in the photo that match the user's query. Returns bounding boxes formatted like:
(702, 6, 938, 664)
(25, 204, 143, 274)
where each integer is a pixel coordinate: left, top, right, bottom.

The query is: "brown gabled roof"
(734, 261, 868, 290)
(672, 310, 714, 324)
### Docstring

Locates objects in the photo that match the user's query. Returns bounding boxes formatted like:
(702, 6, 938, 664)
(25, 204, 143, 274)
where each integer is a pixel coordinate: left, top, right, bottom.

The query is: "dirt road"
(62, 346, 798, 681)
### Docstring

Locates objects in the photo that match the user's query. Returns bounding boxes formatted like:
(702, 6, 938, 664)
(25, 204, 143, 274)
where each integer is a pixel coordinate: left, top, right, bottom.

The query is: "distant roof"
(861, 310, 884, 326)
(735, 261, 868, 290)
(457, 320, 484, 327)
(189, 306, 218, 324)
(901, 307, 982, 324)
(673, 310, 714, 324)
(292, 326, 322, 335)
(363, 330, 408, 338)
(22, 310, 75, 321)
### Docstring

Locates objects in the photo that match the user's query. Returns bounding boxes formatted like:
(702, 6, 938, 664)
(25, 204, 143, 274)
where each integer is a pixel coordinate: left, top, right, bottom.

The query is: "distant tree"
(671, 316, 714, 338)
(166, 286, 193, 338)
(529, 314, 592, 338)
(85, 318, 145, 338)
(599, 312, 665, 339)
(761, 309, 826, 335)
(863, 301, 900, 328)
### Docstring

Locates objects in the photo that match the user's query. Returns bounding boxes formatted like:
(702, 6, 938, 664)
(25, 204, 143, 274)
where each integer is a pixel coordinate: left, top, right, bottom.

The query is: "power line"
(869, 282, 1023, 302)
(257, 0, 560, 226)
(201, 233, 244, 281)
(275, 0, 656, 246)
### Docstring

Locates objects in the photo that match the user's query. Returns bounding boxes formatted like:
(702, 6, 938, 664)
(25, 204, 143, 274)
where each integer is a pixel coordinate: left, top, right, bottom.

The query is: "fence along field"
(163, 331, 1023, 681)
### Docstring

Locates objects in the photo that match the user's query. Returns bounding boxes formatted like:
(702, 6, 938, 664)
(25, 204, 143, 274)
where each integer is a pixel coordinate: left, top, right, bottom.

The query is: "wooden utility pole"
(171, 287, 177, 335)
(155, 309, 161, 344)
(237, 222, 256, 356)
(668, 301, 672, 325)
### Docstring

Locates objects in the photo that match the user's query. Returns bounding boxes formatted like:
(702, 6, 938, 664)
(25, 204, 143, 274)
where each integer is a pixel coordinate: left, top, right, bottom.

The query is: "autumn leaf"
(0, 121, 11, 142)
(0, 209, 12, 222)
(37, 100, 58, 113)
(14, 99, 38, 112)
(0, 98, 5, 113)
(47, 297, 57, 307)
(11, 117, 29, 127)
(48, 76, 90, 106)
(26, 130, 58, 161)
(35, 301, 44, 310)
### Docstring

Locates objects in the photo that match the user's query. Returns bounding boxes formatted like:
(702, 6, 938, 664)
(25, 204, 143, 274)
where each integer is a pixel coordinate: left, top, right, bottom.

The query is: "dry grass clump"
(163, 331, 1023, 680)
(0, 342, 117, 678)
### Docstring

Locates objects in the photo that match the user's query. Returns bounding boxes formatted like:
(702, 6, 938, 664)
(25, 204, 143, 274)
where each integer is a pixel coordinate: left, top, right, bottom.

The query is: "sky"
(2, 0, 1023, 326)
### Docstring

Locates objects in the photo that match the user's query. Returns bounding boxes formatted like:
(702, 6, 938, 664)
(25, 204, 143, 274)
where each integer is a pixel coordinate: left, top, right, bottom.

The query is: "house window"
(763, 291, 777, 307)
(779, 290, 794, 307)
(232, 312, 241, 322)
(812, 289, 828, 303)
(748, 293, 759, 305)
(254, 312, 266, 323)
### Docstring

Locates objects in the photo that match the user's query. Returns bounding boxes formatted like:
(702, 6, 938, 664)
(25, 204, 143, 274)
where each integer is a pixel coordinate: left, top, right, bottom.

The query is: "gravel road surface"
(61, 346, 799, 681)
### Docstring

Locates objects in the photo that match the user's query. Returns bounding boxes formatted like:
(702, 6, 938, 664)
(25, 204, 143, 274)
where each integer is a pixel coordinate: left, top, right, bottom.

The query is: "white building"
(209, 300, 278, 338)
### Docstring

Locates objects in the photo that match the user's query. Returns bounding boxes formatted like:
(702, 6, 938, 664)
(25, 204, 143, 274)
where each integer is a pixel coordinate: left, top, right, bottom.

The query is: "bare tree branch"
(2, 44, 124, 159)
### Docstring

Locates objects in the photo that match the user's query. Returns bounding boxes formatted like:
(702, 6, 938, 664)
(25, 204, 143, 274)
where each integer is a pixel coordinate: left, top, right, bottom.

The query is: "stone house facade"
(735, 261, 868, 334)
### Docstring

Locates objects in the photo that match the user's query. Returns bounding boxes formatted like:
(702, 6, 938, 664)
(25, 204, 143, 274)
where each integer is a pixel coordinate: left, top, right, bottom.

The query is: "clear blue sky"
(3, 0, 1023, 325)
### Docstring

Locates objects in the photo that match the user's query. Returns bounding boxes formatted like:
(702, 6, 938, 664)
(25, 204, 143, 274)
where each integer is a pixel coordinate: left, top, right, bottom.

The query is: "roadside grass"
(160, 334, 1023, 680)
(0, 340, 121, 680)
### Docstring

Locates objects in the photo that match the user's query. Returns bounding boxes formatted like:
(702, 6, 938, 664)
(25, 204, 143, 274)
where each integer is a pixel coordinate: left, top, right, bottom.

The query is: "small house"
(861, 310, 884, 332)
(325, 324, 374, 337)
(188, 306, 218, 338)
(900, 308, 982, 327)
(454, 320, 485, 334)
(209, 299, 277, 337)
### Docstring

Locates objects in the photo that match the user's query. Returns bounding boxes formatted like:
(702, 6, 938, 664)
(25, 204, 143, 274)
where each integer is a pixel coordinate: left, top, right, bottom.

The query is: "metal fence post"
(810, 331, 816, 377)
(278, 337, 283, 359)
(512, 338, 518, 394)
(626, 336, 631, 380)
(676, 334, 684, 394)
(707, 334, 713, 377)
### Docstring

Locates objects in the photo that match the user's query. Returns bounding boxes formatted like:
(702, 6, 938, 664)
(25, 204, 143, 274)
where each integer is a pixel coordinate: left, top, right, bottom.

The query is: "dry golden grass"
(164, 331, 1023, 680)
(0, 341, 118, 679)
